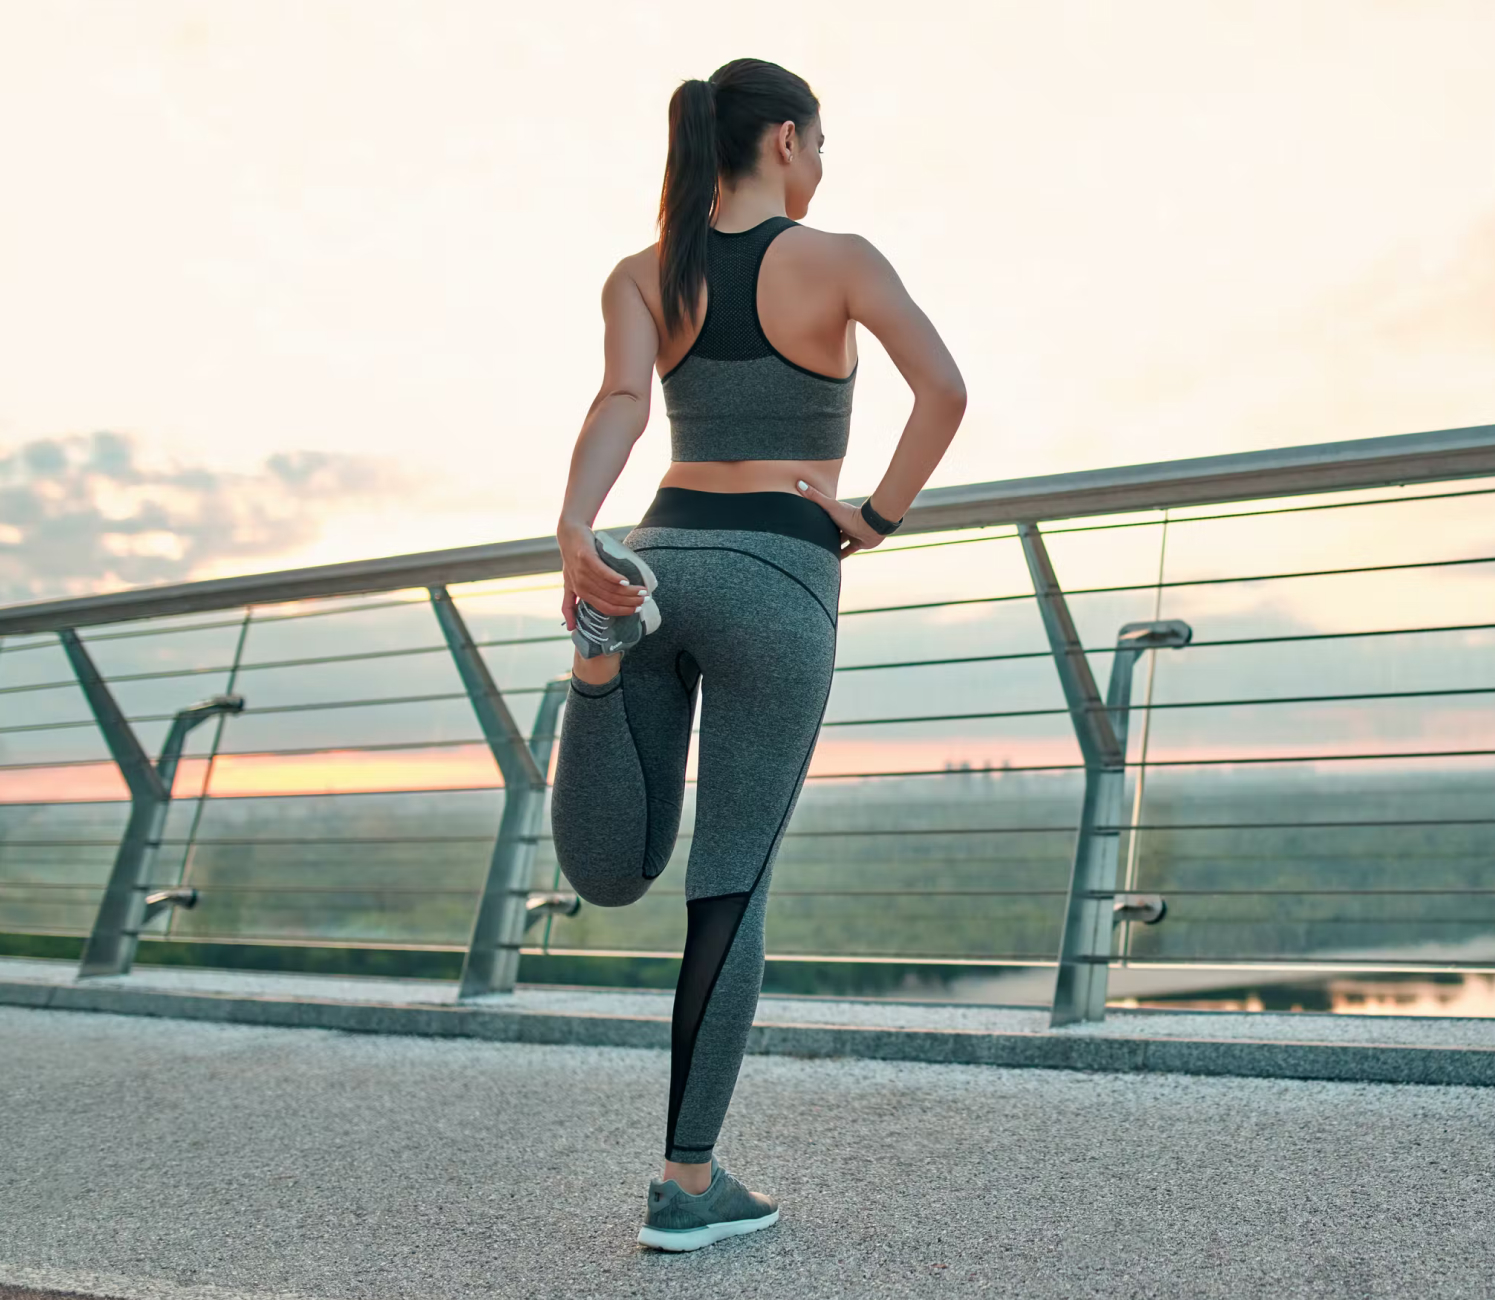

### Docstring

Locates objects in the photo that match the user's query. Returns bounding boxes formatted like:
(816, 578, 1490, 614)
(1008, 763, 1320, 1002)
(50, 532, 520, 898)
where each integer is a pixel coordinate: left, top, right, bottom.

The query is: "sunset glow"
(5, 728, 1491, 806)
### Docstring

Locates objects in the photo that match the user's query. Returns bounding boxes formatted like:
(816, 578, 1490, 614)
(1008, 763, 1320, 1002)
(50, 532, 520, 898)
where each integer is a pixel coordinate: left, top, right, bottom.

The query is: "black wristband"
(860, 497, 904, 536)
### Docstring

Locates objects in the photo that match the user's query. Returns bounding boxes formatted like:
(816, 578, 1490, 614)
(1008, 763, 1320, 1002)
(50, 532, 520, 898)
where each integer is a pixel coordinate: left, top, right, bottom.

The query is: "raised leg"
(549, 636, 699, 909)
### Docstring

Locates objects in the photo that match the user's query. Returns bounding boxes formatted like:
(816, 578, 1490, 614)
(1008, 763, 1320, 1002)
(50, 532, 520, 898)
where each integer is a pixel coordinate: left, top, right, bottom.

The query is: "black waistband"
(637, 487, 841, 557)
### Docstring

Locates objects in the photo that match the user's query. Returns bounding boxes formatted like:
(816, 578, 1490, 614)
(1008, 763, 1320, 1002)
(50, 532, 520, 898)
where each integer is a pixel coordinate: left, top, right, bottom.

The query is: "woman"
(549, 57, 965, 1252)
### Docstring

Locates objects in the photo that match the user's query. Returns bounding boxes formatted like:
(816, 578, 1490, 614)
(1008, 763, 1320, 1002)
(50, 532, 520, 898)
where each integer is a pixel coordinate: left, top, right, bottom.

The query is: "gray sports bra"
(661, 216, 855, 462)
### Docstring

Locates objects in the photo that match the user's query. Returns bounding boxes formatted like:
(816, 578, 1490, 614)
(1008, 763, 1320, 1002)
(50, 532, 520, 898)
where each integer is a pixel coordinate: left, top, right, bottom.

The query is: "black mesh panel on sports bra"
(661, 217, 855, 463)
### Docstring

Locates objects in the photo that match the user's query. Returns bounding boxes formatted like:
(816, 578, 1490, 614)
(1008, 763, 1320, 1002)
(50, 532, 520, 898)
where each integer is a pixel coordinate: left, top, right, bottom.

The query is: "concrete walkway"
(3, 1004, 1493, 1300)
(3, 958, 1495, 1087)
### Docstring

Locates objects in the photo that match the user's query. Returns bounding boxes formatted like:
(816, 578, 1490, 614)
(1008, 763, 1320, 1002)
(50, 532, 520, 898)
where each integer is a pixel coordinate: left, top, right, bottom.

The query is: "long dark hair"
(657, 58, 820, 337)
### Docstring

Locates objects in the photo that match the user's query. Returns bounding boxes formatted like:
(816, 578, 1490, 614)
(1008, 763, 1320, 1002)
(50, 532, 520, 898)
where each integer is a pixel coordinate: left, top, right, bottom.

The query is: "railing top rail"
(2, 422, 1491, 635)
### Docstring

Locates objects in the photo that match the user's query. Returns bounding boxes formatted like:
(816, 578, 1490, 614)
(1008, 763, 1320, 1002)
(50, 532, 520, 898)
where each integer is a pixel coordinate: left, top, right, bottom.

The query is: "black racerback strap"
(689, 216, 799, 362)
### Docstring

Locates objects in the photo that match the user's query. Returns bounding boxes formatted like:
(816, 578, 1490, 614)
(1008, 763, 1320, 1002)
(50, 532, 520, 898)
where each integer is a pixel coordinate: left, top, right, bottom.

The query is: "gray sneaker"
(571, 532, 661, 659)
(637, 1155, 779, 1252)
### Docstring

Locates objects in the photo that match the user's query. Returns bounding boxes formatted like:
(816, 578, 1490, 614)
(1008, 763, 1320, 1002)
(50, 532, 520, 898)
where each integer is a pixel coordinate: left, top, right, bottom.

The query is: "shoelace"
(575, 600, 612, 642)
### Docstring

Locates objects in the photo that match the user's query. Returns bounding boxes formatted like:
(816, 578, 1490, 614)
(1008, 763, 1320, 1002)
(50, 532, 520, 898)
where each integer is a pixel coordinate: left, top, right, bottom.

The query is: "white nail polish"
(618, 577, 629, 584)
(796, 480, 808, 491)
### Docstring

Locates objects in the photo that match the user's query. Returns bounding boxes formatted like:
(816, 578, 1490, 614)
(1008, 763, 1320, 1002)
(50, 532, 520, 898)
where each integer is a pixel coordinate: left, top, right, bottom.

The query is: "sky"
(1, 0, 1493, 599)
(2, 0, 1494, 813)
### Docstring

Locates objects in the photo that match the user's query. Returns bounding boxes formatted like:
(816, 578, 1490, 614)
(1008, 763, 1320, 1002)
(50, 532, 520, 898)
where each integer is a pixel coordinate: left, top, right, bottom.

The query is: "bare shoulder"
(611, 243, 665, 308)
(777, 225, 896, 285)
(778, 223, 867, 262)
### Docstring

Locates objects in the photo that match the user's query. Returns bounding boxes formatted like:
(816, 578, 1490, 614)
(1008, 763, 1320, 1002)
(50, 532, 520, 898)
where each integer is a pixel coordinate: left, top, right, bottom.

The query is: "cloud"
(0, 431, 410, 602)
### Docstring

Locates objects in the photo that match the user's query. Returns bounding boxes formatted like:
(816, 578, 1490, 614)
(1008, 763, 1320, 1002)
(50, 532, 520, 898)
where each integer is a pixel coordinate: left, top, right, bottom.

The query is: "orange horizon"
(2, 731, 1490, 806)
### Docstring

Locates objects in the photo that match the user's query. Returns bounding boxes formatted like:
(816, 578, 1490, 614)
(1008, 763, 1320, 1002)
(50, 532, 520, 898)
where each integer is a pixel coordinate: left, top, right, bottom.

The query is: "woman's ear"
(778, 119, 797, 164)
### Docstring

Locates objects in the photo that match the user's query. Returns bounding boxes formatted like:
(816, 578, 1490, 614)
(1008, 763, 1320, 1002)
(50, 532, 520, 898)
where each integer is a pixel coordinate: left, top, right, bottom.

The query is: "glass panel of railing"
(148, 578, 579, 949)
(0, 635, 112, 829)
(77, 611, 247, 678)
(5, 472, 1491, 980)
(216, 593, 483, 801)
(1121, 479, 1495, 970)
(167, 789, 502, 948)
(535, 775, 1085, 964)
(450, 573, 573, 691)
(0, 685, 104, 769)
(0, 800, 129, 936)
(537, 517, 1169, 966)
(0, 635, 76, 690)
(1, 612, 247, 799)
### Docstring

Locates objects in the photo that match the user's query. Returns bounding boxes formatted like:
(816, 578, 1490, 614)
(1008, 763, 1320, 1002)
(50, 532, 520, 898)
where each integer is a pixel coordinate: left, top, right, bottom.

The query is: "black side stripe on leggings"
(633, 545, 838, 631)
(663, 641, 838, 1158)
(617, 682, 656, 880)
(569, 677, 622, 701)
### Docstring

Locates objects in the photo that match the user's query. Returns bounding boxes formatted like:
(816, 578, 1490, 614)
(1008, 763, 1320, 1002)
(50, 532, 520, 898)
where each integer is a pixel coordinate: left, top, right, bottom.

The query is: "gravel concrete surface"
(0, 1288, 120, 1300)
(3, 1006, 1492, 1300)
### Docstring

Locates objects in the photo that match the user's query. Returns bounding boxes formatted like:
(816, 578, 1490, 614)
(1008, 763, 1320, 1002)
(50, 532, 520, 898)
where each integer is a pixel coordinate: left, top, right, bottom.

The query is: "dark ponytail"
(657, 59, 820, 337)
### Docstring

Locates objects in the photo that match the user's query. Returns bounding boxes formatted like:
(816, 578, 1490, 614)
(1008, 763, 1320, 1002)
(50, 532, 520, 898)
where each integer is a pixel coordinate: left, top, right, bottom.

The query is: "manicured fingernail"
(796, 480, 808, 491)
(618, 576, 629, 584)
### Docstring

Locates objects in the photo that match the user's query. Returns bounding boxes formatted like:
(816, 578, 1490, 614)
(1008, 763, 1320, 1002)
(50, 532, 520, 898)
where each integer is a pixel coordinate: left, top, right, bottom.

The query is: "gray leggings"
(550, 489, 840, 1162)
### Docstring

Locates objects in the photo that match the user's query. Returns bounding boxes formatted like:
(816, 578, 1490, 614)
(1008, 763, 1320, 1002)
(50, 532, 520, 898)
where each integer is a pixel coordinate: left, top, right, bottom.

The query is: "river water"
(901, 968, 1495, 1017)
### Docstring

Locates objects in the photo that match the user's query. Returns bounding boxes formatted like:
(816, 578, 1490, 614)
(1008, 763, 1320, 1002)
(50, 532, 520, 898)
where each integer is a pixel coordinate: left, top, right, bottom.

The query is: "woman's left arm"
(798, 234, 966, 557)
(557, 261, 660, 630)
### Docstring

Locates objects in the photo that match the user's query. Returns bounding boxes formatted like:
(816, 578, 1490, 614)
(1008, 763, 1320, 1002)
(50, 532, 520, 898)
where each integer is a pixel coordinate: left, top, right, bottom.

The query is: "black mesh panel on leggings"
(666, 891, 753, 1160)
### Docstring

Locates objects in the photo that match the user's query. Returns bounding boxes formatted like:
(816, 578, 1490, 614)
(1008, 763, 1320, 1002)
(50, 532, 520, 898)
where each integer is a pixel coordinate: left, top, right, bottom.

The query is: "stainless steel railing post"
(429, 586, 571, 999)
(62, 629, 244, 978)
(1016, 525, 1190, 1025)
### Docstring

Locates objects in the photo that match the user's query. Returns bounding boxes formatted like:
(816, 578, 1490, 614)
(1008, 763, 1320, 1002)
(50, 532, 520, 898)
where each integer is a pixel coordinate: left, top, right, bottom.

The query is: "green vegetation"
(3, 767, 1491, 994)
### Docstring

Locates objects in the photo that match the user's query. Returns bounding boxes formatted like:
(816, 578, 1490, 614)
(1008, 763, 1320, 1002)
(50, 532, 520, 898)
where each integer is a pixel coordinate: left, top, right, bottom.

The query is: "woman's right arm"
(556, 260, 660, 630)
(796, 236, 967, 555)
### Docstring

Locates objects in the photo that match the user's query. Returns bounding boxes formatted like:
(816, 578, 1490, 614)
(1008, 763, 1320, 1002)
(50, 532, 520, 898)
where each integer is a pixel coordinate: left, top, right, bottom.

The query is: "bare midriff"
(657, 457, 843, 500)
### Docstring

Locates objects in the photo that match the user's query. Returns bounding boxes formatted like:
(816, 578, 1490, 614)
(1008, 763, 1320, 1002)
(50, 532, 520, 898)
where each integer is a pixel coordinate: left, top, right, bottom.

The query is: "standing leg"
(653, 543, 839, 1171)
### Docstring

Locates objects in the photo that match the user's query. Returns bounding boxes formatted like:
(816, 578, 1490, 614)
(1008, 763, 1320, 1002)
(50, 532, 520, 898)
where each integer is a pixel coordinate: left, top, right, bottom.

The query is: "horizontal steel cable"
(13, 882, 1495, 899)
(4, 554, 1490, 695)
(1056, 955, 1495, 967)
(5, 624, 1489, 744)
(863, 484, 1495, 555)
(11, 818, 1488, 845)
(0, 882, 1063, 897)
(1108, 888, 1495, 896)
(835, 621, 1495, 674)
(2, 919, 1486, 970)
(14, 676, 1487, 741)
(799, 748, 1495, 781)
(20, 818, 1485, 850)
(820, 684, 1495, 729)
(2, 482, 1491, 659)
(0, 634, 569, 698)
(0, 595, 460, 656)
(840, 553, 1495, 618)
(36, 743, 1434, 789)
(7, 743, 1495, 779)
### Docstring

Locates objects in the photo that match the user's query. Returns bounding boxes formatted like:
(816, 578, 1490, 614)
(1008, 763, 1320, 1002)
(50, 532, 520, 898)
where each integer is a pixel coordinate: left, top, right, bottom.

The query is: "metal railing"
(1, 422, 1493, 1024)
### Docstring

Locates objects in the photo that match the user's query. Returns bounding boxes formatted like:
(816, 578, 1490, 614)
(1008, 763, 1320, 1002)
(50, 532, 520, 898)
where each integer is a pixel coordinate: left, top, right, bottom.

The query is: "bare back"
(623, 222, 861, 498)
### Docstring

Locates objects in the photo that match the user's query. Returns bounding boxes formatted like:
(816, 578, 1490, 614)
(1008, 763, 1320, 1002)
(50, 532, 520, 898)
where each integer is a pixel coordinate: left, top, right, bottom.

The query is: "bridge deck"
(2, 1003, 1493, 1299)
(3, 959, 1495, 1087)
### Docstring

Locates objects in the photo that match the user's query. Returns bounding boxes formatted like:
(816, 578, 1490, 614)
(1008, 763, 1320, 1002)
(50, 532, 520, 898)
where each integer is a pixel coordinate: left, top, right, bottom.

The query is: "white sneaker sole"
(596, 531, 659, 593)
(639, 594, 661, 634)
(636, 1207, 779, 1252)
